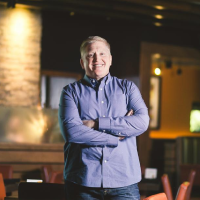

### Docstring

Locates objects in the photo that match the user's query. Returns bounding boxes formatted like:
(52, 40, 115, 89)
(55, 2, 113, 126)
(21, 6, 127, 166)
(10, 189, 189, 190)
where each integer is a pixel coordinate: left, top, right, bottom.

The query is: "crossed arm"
(82, 109, 134, 140)
(59, 84, 149, 147)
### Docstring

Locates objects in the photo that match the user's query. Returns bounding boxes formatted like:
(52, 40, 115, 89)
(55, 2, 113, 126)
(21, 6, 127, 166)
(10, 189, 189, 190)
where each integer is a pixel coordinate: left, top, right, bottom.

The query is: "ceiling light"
(154, 15, 163, 19)
(154, 5, 165, 10)
(154, 22, 162, 27)
(152, 54, 161, 59)
(70, 12, 75, 16)
(154, 68, 161, 76)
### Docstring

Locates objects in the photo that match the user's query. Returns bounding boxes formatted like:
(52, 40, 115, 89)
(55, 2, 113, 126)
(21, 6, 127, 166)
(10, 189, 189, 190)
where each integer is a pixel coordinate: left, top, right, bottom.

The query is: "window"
(41, 70, 82, 109)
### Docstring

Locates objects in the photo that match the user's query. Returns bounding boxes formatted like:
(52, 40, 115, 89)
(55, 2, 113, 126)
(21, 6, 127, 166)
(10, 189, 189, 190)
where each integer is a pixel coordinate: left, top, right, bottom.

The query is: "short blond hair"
(80, 36, 111, 58)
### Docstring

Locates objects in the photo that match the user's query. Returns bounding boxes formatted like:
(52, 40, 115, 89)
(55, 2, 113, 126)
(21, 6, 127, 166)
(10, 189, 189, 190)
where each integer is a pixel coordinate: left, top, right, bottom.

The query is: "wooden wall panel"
(0, 143, 64, 180)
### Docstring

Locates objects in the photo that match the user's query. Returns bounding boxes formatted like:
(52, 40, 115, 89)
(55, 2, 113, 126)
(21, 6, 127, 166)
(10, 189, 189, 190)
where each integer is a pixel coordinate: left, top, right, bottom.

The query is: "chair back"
(18, 182, 65, 200)
(185, 170, 196, 200)
(161, 174, 173, 200)
(0, 165, 13, 179)
(49, 171, 63, 184)
(143, 193, 168, 200)
(0, 173, 6, 200)
(175, 182, 190, 200)
(41, 165, 53, 183)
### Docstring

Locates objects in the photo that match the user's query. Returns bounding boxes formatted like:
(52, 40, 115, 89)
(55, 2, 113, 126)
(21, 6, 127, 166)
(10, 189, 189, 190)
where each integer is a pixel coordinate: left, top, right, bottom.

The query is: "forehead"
(86, 41, 110, 52)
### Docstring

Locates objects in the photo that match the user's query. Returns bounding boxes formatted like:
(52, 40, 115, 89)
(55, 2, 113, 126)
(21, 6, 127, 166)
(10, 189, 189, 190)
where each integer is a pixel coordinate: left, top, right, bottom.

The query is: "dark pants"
(65, 181, 140, 200)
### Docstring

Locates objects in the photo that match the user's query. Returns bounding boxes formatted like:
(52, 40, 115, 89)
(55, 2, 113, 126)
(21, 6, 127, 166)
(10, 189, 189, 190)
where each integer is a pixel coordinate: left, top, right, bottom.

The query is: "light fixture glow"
(190, 110, 200, 132)
(152, 53, 161, 59)
(154, 68, 161, 75)
(154, 15, 163, 19)
(10, 10, 30, 35)
(70, 11, 75, 16)
(154, 22, 162, 27)
(154, 5, 165, 10)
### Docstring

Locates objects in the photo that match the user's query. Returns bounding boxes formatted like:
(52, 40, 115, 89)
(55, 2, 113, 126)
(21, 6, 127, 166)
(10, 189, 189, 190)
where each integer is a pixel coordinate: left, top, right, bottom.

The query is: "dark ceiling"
(1, 0, 200, 30)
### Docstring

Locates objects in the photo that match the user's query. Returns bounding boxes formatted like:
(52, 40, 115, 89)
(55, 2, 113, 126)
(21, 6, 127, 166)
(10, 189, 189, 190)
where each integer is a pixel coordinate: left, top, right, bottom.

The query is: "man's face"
(80, 41, 112, 80)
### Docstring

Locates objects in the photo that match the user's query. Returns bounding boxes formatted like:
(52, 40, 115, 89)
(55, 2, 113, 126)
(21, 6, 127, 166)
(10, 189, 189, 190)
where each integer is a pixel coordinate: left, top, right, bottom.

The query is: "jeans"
(65, 181, 140, 200)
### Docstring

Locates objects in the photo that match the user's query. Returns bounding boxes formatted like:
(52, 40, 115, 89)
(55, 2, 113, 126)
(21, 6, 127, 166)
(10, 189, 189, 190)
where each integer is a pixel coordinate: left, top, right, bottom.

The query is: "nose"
(93, 53, 100, 62)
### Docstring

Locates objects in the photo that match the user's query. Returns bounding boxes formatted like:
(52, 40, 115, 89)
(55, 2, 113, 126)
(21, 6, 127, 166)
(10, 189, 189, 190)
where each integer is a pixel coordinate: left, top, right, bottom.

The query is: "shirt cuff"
(99, 117, 111, 133)
(107, 134, 118, 147)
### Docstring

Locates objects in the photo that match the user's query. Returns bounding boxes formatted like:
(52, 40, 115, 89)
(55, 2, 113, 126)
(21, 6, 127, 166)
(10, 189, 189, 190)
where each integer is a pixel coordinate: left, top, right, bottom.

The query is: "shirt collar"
(83, 73, 111, 87)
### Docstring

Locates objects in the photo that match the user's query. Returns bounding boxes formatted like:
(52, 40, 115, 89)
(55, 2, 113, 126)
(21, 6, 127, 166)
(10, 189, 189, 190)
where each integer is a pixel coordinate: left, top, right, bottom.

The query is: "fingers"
(82, 120, 97, 129)
(119, 137, 125, 140)
(126, 109, 134, 116)
(82, 120, 93, 128)
(82, 120, 88, 126)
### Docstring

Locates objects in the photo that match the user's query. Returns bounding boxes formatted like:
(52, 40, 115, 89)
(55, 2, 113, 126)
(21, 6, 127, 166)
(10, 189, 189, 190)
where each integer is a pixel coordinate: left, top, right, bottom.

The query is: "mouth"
(93, 64, 104, 67)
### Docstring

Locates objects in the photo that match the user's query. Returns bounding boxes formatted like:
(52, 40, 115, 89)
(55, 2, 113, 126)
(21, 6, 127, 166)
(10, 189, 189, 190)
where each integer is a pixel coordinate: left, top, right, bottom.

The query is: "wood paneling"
(0, 143, 64, 180)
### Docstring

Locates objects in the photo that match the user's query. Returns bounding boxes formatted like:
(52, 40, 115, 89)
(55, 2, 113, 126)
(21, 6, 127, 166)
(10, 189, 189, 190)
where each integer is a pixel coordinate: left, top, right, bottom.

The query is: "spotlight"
(154, 68, 161, 75)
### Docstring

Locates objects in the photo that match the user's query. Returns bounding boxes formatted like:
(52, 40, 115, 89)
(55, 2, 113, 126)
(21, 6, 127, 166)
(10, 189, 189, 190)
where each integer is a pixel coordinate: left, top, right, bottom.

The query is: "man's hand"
(126, 109, 134, 116)
(119, 109, 134, 140)
(82, 119, 98, 130)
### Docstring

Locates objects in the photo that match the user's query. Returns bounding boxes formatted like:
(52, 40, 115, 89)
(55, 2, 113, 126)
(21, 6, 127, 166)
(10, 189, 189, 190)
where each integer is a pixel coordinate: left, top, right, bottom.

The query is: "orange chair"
(185, 170, 196, 200)
(41, 165, 63, 183)
(41, 165, 52, 183)
(143, 193, 168, 200)
(49, 171, 63, 184)
(161, 174, 173, 200)
(0, 173, 6, 200)
(0, 165, 13, 179)
(175, 182, 190, 200)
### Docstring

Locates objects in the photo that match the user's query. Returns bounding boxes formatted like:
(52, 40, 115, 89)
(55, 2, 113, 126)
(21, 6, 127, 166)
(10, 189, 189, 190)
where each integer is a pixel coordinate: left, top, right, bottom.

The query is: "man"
(59, 36, 149, 200)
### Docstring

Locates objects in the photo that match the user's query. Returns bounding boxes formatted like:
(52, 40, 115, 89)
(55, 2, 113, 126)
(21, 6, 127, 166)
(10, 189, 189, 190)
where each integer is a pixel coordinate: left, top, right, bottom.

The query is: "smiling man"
(59, 36, 149, 200)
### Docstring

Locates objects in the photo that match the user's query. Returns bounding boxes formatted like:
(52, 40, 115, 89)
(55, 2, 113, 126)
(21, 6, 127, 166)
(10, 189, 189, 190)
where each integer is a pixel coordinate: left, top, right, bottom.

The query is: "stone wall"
(0, 5, 41, 107)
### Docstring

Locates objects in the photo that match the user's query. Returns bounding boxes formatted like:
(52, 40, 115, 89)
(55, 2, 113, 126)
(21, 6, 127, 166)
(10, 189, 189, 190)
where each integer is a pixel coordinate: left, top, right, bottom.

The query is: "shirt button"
(92, 80, 95, 83)
(103, 115, 105, 117)
(105, 160, 107, 163)
(119, 133, 121, 135)
(100, 88, 102, 90)
(101, 101, 104, 103)
(103, 130, 105, 132)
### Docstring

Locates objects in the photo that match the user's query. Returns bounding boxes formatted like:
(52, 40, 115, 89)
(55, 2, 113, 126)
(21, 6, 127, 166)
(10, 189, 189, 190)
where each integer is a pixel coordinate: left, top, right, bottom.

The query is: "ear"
(80, 58, 85, 70)
(110, 55, 112, 66)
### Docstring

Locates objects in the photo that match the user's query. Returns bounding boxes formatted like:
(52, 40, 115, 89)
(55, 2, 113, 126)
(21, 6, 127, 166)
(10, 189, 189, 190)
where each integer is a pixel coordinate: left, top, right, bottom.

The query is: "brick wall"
(0, 5, 42, 107)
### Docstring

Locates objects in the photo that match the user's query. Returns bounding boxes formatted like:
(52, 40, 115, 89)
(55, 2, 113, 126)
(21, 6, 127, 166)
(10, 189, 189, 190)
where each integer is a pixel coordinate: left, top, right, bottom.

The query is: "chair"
(0, 173, 6, 200)
(49, 171, 63, 184)
(41, 165, 63, 183)
(143, 193, 168, 200)
(18, 182, 65, 200)
(0, 165, 13, 179)
(41, 165, 52, 183)
(161, 169, 196, 200)
(175, 182, 190, 200)
(185, 170, 196, 200)
(161, 174, 173, 200)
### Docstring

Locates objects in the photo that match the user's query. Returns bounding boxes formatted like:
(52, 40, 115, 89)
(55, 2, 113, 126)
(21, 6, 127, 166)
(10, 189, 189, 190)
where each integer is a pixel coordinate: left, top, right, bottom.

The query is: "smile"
(93, 64, 104, 67)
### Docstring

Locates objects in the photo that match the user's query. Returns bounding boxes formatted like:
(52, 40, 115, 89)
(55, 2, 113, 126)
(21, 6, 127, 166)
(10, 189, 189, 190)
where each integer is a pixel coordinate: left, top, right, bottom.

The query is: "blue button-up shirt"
(59, 73, 149, 188)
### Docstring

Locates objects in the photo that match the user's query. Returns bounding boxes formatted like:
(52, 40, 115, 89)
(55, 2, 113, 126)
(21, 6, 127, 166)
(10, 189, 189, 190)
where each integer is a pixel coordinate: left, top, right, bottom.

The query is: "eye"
(100, 52, 105, 56)
(87, 53, 94, 58)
